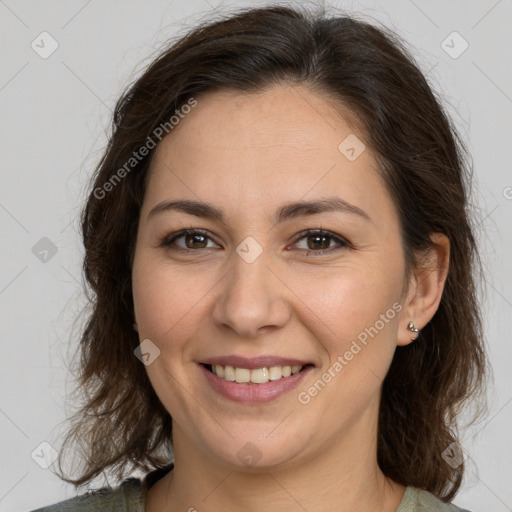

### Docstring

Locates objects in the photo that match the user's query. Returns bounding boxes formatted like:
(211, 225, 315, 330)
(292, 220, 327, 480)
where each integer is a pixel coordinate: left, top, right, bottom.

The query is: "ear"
(397, 233, 450, 347)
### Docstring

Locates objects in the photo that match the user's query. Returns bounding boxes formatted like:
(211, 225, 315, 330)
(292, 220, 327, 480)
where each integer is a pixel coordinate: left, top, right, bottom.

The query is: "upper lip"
(201, 355, 313, 369)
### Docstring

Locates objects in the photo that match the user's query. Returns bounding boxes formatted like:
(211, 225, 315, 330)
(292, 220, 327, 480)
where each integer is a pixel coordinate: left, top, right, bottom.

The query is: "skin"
(131, 84, 450, 512)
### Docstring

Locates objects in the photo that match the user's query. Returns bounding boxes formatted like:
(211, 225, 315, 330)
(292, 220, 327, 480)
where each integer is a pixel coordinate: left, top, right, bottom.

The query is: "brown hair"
(55, 4, 487, 501)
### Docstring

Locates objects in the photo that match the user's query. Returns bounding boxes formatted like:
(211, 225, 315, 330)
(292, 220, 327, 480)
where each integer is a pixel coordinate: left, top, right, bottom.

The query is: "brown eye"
(293, 229, 351, 256)
(307, 234, 332, 250)
(183, 232, 208, 249)
(160, 229, 219, 252)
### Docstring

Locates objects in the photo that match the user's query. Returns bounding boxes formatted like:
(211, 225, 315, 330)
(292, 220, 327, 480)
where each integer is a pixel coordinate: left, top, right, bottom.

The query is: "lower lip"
(200, 364, 313, 403)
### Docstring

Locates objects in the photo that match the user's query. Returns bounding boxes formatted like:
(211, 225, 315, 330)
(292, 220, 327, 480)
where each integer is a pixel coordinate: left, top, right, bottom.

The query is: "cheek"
(299, 263, 401, 328)
(132, 255, 222, 354)
(131, 257, 207, 413)
(293, 270, 403, 419)
(291, 261, 404, 373)
(133, 258, 184, 338)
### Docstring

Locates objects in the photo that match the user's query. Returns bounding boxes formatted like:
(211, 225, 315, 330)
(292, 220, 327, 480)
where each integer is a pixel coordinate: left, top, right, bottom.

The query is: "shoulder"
(29, 477, 144, 512)
(398, 486, 472, 512)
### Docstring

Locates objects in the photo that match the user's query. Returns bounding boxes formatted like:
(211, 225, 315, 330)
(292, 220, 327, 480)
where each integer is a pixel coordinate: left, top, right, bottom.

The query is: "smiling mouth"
(202, 363, 314, 384)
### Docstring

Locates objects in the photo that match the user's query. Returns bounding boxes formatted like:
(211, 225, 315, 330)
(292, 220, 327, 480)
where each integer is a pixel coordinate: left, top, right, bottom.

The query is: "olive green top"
(31, 465, 472, 512)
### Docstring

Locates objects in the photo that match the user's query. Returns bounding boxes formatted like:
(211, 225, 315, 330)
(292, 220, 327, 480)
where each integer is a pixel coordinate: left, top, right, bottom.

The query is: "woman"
(32, 4, 486, 511)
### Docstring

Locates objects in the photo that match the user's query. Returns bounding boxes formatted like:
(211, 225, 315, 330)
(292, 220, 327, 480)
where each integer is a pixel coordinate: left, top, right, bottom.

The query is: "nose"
(212, 248, 292, 339)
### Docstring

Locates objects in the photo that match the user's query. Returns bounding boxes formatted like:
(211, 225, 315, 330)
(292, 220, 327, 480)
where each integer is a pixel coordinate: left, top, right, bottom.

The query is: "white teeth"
(250, 367, 269, 384)
(224, 365, 235, 381)
(268, 366, 282, 381)
(210, 364, 304, 384)
(234, 368, 251, 383)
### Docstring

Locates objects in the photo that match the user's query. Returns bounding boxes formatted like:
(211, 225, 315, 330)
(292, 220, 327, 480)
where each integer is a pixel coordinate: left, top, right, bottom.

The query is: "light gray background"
(1, 0, 511, 510)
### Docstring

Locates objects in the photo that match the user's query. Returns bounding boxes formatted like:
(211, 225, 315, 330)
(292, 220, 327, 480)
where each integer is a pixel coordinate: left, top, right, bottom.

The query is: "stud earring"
(407, 321, 420, 341)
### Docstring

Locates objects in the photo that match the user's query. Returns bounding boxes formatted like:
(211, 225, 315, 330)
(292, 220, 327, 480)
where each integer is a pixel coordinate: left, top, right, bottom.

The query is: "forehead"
(143, 85, 394, 225)
(154, 85, 363, 158)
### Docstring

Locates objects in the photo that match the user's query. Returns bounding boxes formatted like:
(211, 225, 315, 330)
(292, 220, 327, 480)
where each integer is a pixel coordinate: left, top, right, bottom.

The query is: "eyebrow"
(147, 196, 371, 224)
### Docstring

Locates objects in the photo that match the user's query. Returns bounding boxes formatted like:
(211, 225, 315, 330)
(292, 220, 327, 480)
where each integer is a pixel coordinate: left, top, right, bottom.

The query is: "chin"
(196, 426, 310, 472)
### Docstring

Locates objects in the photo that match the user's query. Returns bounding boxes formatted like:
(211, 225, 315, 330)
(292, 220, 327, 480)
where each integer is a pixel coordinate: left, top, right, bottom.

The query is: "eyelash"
(159, 228, 352, 256)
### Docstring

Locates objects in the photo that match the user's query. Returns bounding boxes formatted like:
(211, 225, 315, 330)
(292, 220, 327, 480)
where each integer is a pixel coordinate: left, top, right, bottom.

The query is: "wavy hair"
(54, 4, 487, 501)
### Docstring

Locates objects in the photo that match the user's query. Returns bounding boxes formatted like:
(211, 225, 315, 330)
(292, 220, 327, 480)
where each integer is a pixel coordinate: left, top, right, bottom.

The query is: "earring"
(407, 321, 420, 341)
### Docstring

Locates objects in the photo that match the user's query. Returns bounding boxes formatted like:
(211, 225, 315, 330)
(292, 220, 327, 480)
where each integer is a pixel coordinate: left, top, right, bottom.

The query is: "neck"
(146, 412, 405, 512)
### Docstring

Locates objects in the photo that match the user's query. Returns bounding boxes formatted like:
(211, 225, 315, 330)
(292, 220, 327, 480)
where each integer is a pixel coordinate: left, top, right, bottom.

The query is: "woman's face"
(132, 85, 411, 470)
